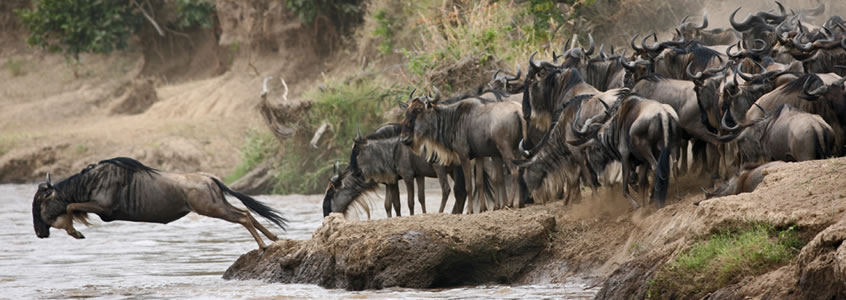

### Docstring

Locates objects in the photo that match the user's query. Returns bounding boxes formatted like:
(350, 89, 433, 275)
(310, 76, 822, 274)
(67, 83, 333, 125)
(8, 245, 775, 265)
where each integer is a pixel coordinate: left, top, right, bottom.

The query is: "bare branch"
(131, 0, 165, 37)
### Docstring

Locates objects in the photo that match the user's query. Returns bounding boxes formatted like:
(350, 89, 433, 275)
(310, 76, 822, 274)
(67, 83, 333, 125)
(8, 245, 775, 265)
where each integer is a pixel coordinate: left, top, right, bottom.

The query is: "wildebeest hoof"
(71, 231, 85, 239)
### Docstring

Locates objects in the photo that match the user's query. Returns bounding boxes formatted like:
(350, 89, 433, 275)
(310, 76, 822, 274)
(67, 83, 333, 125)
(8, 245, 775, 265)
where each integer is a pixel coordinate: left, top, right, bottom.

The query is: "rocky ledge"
(223, 208, 555, 290)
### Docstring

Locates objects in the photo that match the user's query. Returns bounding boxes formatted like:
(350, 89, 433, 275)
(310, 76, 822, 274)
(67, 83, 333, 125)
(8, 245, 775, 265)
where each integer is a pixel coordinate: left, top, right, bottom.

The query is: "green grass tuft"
(225, 128, 277, 184)
(5, 58, 27, 77)
(648, 224, 803, 299)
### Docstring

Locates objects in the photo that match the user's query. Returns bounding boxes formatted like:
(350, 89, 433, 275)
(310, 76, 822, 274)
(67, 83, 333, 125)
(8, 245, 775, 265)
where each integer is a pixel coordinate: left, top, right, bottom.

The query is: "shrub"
(225, 129, 277, 184)
(648, 224, 804, 299)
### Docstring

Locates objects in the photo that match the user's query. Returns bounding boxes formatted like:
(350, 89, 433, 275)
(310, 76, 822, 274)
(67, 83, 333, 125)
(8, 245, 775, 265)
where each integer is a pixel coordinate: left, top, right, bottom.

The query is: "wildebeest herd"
(31, 2, 846, 250)
(324, 2, 846, 217)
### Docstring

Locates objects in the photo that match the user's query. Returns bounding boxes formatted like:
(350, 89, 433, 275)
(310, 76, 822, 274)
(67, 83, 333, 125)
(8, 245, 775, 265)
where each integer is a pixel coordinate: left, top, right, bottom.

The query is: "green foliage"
(17, 1, 141, 60)
(226, 129, 277, 184)
(4, 58, 26, 77)
(521, 0, 566, 45)
(175, 0, 216, 29)
(273, 75, 408, 194)
(372, 9, 397, 55)
(648, 224, 803, 299)
(285, 0, 365, 33)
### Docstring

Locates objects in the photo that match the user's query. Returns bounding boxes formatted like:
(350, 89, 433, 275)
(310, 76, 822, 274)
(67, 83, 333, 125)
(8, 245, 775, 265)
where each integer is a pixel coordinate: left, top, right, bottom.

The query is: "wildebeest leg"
(435, 167, 451, 213)
(621, 158, 641, 209)
(474, 160, 487, 213)
(451, 167, 467, 214)
(190, 198, 267, 249)
(491, 157, 506, 210)
(461, 160, 475, 214)
(404, 177, 415, 216)
(637, 165, 650, 207)
(416, 176, 427, 214)
(61, 202, 105, 239)
(52, 214, 85, 239)
(247, 214, 278, 241)
(387, 183, 401, 217)
(384, 184, 394, 218)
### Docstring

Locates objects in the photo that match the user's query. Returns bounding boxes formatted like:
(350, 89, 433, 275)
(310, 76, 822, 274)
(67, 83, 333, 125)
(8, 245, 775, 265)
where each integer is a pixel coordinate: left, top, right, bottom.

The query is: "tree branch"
(131, 0, 164, 37)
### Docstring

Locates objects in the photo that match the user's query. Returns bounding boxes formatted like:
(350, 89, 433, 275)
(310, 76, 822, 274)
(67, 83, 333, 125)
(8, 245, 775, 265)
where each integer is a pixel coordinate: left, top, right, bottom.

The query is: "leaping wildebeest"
(31, 157, 287, 249)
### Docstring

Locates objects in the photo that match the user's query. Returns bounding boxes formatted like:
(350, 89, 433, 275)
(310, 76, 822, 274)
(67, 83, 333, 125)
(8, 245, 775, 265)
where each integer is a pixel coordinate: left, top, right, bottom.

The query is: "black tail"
(813, 129, 834, 159)
(212, 178, 288, 230)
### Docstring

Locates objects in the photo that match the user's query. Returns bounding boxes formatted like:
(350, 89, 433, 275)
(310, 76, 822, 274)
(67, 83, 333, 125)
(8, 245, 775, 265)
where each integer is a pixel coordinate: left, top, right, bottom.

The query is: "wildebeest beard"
(407, 102, 470, 166)
(326, 169, 379, 217)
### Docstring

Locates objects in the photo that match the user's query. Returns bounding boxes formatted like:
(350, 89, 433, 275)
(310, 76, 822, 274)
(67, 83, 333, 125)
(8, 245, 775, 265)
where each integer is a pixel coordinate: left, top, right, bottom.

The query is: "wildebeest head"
(400, 88, 439, 149)
(31, 174, 56, 238)
(675, 13, 709, 42)
(322, 161, 377, 218)
(322, 162, 343, 217)
(620, 56, 652, 87)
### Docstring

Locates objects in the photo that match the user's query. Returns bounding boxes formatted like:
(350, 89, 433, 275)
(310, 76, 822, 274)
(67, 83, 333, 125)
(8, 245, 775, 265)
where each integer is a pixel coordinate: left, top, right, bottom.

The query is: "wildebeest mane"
(640, 73, 666, 82)
(99, 157, 159, 174)
(689, 46, 723, 71)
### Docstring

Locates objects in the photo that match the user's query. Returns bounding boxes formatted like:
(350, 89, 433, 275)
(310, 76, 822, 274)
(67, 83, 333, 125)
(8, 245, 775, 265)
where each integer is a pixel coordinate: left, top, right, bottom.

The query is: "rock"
(0, 144, 70, 183)
(796, 219, 846, 300)
(224, 209, 556, 290)
(230, 158, 277, 195)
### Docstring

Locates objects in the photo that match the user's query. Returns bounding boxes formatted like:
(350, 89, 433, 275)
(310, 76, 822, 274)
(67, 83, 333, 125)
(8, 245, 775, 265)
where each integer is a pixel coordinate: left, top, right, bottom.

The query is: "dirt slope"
(0, 0, 328, 183)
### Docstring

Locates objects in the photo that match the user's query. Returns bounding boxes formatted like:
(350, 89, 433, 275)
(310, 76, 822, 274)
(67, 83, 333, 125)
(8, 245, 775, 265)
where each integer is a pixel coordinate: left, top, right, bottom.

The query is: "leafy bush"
(17, 0, 218, 61)
(272, 74, 409, 194)
(4, 58, 26, 77)
(372, 9, 397, 55)
(648, 224, 803, 299)
(175, 0, 216, 29)
(285, 0, 366, 34)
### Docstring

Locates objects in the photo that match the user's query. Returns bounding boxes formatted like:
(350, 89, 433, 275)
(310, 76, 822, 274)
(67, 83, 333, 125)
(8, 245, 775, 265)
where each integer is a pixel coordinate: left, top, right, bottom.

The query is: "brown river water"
(0, 184, 598, 299)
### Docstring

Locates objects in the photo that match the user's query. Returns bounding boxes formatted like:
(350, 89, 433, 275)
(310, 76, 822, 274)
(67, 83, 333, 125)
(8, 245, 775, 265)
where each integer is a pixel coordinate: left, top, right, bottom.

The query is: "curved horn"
(793, 33, 813, 51)
(598, 44, 607, 60)
(431, 86, 441, 103)
(686, 61, 703, 80)
(697, 13, 709, 29)
(529, 51, 540, 70)
(509, 64, 522, 81)
(583, 33, 595, 56)
(681, 15, 690, 24)
(726, 42, 743, 59)
(493, 69, 502, 81)
(333, 161, 340, 175)
(802, 77, 829, 99)
(46, 173, 53, 188)
(619, 55, 637, 70)
(730, 72, 742, 97)
(356, 126, 363, 140)
(737, 67, 755, 81)
(730, 7, 753, 32)
(563, 37, 571, 52)
(751, 39, 768, 53)
(642, 32, 660, 51)
(721, 110, 741, 131)
(408, 87, 417, 100)
(631, 34, 643, 52)
(518, 139, 530, 157)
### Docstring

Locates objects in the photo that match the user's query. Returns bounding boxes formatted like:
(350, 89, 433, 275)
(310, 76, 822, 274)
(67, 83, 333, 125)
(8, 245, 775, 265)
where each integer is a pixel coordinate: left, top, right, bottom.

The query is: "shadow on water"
(0, 184, 598, 299)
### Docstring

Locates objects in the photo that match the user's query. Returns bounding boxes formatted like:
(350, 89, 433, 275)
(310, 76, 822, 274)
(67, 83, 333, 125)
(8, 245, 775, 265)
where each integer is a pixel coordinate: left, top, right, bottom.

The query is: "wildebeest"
(400, 89, 525, 209)
(570, 92, 679, 208)
(695, 161, 786, 204)
(32, 157, 287, 249)
(738, 73, 846, 154)
(674, 13, 740, 46)
(723, 103, 836, 164)
(517, 89, 625, 205)
(349, 123, 463, 215)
